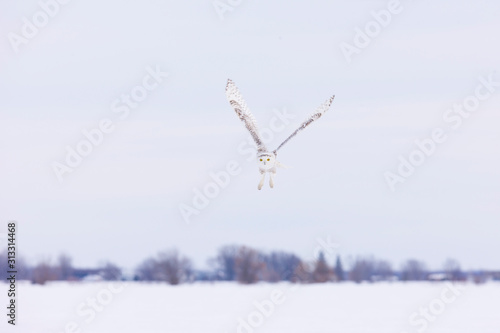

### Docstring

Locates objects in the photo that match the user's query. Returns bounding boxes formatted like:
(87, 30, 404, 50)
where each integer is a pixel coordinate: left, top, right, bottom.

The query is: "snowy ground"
(1, 281, 500, 333)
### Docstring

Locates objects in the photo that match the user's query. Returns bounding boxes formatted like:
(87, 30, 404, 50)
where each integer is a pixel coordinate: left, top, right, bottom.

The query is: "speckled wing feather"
(226, 79, 268, 154)
(273, 95, 335, 153)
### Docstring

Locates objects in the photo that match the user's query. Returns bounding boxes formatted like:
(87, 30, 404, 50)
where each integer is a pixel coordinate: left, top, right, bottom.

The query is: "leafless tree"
(57, 253, 73, 280)
(349, 257, 376, 283)
(136, 258, 157, 281)
(100, 262, 122, 280)
(213, 245, 238, 281)
(0, 251, 8, 280)
(31, 259, 58, 285)
(291, 261, 311, 283)
(443, 258, 462, 281)
(158, 250, 193, 284)
(373, 260, 394, 281)
(262, 251, 301, 282)
(401, 259, 428, 281)
(0, 251, 29, 280)
(235, 246, 264, 284)
(136, 249, 192, 284)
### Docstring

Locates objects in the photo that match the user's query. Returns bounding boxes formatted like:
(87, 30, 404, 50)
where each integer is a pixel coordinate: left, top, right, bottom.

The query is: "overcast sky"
(1, 0, 499, 271)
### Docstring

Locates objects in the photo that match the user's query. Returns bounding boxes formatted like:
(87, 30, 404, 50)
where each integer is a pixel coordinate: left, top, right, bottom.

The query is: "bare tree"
(136, 250, 192, 284)
(373, 260, 394, 281)
(401, 259, 428, 281)
(349, 257, 376, 283)
(262, 251, 301, 282)
(0, 252, 29, 280)
(17, 257, 30, 280)
(312, 252, 332, 283)
(31, 260, 58, 285)
(136, 258, 158, 281)
(213, 245, 238, 281)
(156, 250, 192, 285)
(57, 253, 73, 280)
(0, 251, 8, 280)
(291, 261, 311, 283)
(443, 258, 462, 281)
(235, 246, 264, 284)
(100, 262, 122, 280)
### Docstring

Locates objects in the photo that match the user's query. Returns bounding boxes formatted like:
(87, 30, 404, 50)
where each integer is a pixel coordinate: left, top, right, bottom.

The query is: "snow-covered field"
(2, 281, 500, 333)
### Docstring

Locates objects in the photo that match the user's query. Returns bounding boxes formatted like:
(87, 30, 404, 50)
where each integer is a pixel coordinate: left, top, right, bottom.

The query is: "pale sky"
(1, 0, 499, 271)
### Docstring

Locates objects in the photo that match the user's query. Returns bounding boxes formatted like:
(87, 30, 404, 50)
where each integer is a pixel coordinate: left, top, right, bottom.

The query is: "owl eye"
(260, 159, 262, 161)
(267, 158, 270, 161)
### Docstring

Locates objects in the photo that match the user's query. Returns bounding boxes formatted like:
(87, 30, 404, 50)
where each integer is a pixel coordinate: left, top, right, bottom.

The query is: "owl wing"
(273, 95, 335, 154)
(226, 79, 268, 154)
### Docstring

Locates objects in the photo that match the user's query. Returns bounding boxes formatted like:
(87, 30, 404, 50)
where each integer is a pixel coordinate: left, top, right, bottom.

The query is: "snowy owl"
(226, 79, 335, 190)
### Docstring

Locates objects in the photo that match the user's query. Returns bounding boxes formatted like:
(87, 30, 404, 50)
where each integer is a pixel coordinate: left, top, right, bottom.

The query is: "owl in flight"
(226, 79, 335, 190)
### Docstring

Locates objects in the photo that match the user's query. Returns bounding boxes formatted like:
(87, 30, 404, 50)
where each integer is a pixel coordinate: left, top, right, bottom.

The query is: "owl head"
(257, 152, 276, 170)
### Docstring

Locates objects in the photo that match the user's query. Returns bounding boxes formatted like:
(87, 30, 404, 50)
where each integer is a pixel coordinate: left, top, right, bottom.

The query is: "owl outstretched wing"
(273, 95, 335, 154)
(226, 79, 268, 154)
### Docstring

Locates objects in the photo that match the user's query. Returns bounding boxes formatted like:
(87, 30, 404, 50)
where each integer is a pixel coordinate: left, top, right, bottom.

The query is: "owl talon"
(258, 174, 265, 190)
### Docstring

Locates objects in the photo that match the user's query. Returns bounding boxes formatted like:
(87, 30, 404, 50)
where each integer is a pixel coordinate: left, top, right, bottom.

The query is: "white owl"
(226, 79, 335, 190)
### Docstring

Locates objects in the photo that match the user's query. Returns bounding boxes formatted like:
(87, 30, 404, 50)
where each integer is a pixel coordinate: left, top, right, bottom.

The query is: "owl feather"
(226, 79, 268, 154)
(273, 95, 335, 154)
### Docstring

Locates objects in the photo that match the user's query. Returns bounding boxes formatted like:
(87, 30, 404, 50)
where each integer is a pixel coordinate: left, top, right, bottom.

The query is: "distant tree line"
(0, 252, 122, 285)
(1, 246, 498, 285)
